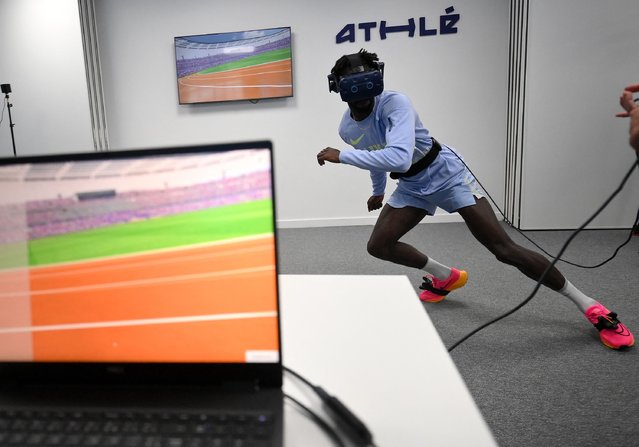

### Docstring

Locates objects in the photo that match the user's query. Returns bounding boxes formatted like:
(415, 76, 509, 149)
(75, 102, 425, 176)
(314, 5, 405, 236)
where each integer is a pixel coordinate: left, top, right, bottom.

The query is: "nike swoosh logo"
(349, 133, 365, 146)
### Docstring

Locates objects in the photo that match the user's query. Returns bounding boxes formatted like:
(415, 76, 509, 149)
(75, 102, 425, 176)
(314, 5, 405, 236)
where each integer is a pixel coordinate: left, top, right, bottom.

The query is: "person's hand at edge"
(616, 83, 639, 117)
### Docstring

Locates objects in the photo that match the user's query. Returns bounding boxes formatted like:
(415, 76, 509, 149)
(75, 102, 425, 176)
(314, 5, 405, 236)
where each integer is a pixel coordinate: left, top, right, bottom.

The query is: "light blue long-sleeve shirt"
(337, 90, 436, 196)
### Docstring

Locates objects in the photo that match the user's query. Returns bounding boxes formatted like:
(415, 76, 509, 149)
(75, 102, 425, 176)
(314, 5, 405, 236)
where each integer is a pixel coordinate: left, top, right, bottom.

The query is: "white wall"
(523, 0, 639, 229)
(92, 0, 509, 228)
(0, 0, 94, 157)
(10, 2, 635, 230)
(0, 0, 509, 228)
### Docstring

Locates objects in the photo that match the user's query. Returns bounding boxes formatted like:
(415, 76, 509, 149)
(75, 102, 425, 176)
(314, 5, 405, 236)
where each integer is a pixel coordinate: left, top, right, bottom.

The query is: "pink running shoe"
(419, 268, 468, 303)
(584, 303, 635, 350)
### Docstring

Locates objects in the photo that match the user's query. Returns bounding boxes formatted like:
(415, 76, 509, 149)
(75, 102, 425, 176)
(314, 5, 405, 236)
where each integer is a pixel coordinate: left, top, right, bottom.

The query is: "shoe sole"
(602, 338, 635, 350)
(420, 271, 468, 303)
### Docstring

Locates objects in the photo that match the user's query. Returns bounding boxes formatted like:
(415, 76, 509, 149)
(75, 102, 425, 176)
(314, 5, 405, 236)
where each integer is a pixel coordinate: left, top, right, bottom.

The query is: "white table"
(279, 274, 497, 447)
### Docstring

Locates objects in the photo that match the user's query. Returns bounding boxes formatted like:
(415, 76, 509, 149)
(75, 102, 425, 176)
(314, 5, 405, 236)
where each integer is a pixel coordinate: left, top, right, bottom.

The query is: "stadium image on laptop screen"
(0, 143, 279, 365)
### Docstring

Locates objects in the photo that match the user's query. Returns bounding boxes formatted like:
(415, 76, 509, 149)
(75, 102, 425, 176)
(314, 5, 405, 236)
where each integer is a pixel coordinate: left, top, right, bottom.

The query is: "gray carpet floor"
(277, 222, 639, 447)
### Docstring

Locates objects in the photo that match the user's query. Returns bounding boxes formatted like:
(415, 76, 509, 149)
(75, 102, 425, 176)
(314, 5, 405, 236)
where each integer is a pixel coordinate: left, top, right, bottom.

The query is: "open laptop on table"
(0, 141, 283, 446)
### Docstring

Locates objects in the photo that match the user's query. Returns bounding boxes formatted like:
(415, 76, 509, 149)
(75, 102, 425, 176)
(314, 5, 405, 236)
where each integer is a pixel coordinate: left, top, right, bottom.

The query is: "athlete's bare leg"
(367, 198, 565, 290)
(367, 204, 429, 268)
(457, 197, 565, 290)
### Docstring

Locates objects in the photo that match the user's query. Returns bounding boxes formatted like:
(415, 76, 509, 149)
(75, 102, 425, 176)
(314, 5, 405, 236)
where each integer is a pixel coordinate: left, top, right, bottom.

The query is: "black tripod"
(1, 84, 16, 156)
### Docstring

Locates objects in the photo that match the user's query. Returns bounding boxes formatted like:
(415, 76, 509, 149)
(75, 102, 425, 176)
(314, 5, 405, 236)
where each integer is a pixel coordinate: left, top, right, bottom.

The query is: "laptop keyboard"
(0, 408, 275, 447)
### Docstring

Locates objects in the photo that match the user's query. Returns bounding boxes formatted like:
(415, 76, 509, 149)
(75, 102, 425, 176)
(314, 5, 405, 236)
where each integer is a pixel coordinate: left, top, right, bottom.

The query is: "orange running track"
(178, 59, 292, 103)
(0, 236, 279, 363)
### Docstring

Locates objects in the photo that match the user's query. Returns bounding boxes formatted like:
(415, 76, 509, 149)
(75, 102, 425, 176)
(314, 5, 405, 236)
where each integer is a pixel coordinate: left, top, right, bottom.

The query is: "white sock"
(423, 257, 452, 280)
(558, 280, 597, 313)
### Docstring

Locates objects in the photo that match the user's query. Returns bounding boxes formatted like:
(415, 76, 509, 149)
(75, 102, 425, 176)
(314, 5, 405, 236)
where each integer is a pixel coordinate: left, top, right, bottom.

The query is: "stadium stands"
(176, 31, 291, 78)
(1, 171, 272, 242)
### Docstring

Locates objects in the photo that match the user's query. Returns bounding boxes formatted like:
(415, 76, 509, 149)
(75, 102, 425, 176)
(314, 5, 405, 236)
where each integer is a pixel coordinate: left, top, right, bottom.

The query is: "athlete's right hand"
(317, 148, 341, 166)
(367, 195, 384, 212)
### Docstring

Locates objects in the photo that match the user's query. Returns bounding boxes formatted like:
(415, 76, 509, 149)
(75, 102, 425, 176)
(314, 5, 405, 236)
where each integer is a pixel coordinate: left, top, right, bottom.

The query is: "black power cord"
(447, 156, 639, 352)
(284, 393, 347, 447)
(501, 208, 638, 269)
(452, 149, 639, 269)
(0, 96, 7, 126)
(284, 366, 376, 447)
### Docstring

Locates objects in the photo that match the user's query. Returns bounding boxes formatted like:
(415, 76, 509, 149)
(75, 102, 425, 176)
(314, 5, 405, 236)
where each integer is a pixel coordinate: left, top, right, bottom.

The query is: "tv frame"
(174, 26, 294, 105)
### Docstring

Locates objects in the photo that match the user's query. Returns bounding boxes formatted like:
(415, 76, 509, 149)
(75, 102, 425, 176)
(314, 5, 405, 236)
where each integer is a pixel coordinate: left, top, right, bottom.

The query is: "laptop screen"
(0, 142, 280, 366)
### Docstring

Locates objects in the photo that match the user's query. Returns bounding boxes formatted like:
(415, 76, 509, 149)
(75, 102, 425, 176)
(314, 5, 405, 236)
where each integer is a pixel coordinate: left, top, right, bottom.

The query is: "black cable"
(447, 157, 639, 352)
(284, 365, 315, 389)
(0, 96, 6, 126)
(284, 393, 347, 447)
(451, 149, 639, 268)
(283, 366, 376, 447)
(508, 204, 638, 269)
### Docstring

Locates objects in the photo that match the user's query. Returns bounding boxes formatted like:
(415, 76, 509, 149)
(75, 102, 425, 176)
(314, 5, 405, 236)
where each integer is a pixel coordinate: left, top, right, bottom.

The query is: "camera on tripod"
(1, 83, 16, 155)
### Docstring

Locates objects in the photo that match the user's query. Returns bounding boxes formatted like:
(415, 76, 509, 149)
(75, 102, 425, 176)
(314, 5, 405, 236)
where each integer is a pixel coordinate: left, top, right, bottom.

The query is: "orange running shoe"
(419, 268, 468, 303)
(584, 303, 635, 350)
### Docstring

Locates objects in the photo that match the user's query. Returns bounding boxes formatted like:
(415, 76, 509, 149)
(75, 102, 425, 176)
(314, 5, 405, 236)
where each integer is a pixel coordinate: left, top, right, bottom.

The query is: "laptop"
(0, 140, 284, 446)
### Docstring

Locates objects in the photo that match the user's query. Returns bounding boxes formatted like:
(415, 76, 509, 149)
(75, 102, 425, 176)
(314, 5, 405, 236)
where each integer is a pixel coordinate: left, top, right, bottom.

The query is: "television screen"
(174, 26, 293, 105)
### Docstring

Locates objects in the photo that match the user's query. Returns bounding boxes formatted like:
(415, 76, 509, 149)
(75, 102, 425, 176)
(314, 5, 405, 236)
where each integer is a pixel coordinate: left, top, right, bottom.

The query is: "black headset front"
(327, 57, 385, 102)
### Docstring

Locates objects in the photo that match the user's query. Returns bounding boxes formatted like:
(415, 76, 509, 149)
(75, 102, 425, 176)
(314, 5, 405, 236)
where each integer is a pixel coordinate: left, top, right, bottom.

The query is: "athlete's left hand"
(317, 148, 341, 166)
(367, 194, 384, 211)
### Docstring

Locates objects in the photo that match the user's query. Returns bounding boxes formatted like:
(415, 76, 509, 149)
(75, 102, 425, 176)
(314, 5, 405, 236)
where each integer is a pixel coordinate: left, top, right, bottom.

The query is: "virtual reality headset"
(328, 61, 385, 103)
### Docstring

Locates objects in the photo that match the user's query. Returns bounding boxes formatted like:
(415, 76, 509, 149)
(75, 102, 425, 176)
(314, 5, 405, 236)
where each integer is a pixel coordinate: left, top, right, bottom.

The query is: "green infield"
(27, 199, 274, 267)
(198, 48, 291, 75)
(0, 241, 29, 271)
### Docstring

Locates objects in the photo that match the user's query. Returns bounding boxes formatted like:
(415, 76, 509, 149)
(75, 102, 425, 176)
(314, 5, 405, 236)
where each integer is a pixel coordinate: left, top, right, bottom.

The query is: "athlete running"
(317, 49, 634, 350)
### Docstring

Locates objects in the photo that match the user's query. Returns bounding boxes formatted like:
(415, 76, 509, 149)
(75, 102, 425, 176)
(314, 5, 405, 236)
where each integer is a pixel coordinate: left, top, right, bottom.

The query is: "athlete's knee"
(489, 240, 519, 265)
(367, 238, 391, 260)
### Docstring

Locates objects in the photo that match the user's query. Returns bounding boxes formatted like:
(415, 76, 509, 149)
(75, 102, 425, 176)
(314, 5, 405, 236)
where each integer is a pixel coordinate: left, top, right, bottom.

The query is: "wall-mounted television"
(174, 26, 293, 105)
